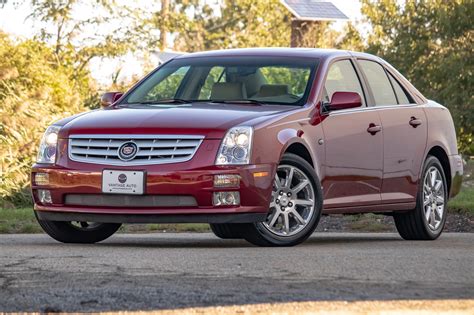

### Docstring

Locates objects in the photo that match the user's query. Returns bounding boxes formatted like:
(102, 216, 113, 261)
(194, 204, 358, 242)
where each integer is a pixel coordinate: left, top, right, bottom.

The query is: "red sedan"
(31, 48, 463, 246)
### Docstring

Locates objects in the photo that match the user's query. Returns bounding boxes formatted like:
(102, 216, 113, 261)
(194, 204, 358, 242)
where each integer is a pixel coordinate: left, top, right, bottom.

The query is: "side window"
(358, 60, 397, 106)
(388, 72, 412, 104)
(324, 60, 365, 106)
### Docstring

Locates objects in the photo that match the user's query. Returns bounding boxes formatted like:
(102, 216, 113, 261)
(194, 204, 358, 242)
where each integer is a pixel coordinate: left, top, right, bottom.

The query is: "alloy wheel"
(422, 166, 445, 230)
(261, 164, 315, 237)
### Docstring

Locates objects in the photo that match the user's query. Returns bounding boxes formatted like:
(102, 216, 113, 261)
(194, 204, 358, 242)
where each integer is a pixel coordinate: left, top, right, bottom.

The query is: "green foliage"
(0, 32, 88, 206)
(0, 207, 42, 233)
(198, 0, 292, 50)
(335, 23, 365, 51)
(448, 187, 474, 215)
(136, 0, 293, 51)
(361, 0, 474, 154)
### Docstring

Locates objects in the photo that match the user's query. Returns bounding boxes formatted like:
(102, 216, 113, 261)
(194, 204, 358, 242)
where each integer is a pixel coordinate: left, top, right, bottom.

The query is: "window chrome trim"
(327, 103, 421, 116)
(68, 134, 204, 166)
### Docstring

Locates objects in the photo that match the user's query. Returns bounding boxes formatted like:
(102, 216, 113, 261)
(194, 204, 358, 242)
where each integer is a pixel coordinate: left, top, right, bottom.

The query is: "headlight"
(37, 125, 61, 164)
(216, 126, 253, 165)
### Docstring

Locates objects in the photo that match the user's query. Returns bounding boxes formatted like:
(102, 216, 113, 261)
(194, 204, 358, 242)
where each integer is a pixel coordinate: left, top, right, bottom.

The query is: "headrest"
(257, 84, 289, 97)
(210, 82, 247, 100)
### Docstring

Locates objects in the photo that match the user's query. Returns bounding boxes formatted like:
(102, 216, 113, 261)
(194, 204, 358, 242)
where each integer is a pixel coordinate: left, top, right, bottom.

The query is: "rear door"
(357, 59, 427, 204)
(321, 59, 383, 209)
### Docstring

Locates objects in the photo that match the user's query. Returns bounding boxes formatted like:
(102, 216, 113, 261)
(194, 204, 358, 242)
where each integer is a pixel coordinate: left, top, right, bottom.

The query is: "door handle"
(367, 123, 382, 135)
(409, 117, 422, 128)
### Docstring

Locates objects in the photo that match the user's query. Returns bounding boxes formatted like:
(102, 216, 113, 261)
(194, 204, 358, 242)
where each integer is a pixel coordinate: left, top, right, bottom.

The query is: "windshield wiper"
(137, 99, 192, 105)
(210, 99, 264, 106)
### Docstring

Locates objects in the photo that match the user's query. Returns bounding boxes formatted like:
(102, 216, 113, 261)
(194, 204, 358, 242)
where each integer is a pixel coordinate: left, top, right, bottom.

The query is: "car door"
(321, 59, 383, 209)
(357, 59, 427, 204)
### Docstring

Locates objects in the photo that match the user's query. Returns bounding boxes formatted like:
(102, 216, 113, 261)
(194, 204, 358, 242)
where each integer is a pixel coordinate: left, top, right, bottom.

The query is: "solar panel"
(281, 0, 349, 21)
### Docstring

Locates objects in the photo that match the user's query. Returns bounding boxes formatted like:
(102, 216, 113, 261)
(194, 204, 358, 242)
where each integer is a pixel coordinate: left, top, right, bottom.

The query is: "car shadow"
(95, 232, 403, 249)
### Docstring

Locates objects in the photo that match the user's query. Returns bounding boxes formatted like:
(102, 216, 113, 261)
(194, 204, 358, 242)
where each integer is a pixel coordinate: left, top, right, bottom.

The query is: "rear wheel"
(394, 155, 448, 240)
(209, 223, 243, 239)
(35, 212, 121, 243)
(241, 153, 323, 246)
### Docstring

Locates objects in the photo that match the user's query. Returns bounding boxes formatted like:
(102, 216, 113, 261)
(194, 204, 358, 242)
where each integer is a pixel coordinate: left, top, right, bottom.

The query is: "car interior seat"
(210, 82, 248, 100)
(255, 84, 289, 98)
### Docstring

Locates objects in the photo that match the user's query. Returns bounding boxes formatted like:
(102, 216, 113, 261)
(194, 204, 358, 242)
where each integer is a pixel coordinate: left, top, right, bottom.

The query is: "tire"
(394, 155, 448, 240)
(241, 153, 323, 246)
(35, 212, 121, 244)
(209, 223, 243, 239)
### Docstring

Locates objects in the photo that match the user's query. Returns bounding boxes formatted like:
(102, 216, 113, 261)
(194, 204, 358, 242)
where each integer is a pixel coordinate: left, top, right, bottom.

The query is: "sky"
(0, 0, 363, 86)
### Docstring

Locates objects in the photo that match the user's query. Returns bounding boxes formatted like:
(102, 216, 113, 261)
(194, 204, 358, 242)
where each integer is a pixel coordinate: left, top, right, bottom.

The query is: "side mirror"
(325, 91, 362, 111)
(100, 92, 123, 108)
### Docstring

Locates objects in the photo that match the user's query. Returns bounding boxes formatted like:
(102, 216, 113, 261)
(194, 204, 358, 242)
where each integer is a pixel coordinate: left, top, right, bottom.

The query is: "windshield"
(122, 56, 318, 106)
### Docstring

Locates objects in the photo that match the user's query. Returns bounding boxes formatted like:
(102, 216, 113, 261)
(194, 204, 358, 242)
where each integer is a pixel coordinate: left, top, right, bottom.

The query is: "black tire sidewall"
(35, 212, 121, 243)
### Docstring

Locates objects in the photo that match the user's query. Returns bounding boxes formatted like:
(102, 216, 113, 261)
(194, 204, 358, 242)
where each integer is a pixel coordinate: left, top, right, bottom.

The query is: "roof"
(151, 50, 186, 64)
(280, 0, 348, 21)
(175, 48, 352, 60)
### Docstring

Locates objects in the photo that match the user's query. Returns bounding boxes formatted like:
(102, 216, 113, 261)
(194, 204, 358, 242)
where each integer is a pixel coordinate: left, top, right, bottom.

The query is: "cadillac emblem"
(118, 142, 138, 161)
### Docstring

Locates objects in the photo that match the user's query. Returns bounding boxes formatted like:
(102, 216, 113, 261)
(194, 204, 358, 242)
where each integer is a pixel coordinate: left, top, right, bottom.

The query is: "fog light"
(213, 191, 240, 206)
(37, 189, 52, 204)
(34, 173, 50, 185)
(214, 174, 240, 188)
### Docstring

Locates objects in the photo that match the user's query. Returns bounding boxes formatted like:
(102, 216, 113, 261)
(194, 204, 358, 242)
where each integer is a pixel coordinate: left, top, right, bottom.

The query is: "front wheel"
(35, 212, 121, 243)
(394, 155, 448, 240)
(241, 153, 323, 246)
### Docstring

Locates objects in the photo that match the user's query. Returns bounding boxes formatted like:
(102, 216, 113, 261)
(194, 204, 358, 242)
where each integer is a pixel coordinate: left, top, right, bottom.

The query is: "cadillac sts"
(31, 48, 463, 246)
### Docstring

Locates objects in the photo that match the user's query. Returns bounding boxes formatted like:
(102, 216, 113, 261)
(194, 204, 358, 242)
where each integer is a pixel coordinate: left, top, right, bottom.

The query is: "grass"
(448, 186, 474, 214)
(0, 207, 210, 234)
(0, 207, 42, 233)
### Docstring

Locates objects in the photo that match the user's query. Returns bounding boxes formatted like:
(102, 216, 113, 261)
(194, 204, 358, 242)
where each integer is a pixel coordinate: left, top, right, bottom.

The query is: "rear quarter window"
(387, 72, 412, 104)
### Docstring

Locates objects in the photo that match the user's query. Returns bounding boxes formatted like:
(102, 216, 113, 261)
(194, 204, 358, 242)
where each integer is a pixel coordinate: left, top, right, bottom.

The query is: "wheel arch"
(425, 145, 451, 194)
(284, 142, 314, 167)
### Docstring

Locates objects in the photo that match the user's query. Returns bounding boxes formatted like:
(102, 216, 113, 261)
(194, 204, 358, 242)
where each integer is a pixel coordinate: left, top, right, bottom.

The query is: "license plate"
(102, 170, 145, 195)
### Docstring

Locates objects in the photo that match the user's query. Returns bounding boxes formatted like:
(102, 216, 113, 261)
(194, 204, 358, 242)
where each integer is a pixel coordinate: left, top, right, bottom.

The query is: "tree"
(28, 0, 139, 93)
(198, 0, 292, 50)
(335, 22, 365, 51)
(361, 0, 473, 154)
(136, 0, 292, 52)
(0, 32, 88, 205)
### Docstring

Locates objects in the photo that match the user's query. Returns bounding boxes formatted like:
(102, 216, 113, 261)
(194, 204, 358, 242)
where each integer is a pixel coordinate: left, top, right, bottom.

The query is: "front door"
(321, 60, 383, 209)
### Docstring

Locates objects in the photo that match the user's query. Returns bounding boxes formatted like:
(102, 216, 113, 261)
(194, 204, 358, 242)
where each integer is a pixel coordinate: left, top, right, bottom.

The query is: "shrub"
(0, 32, 92, 207)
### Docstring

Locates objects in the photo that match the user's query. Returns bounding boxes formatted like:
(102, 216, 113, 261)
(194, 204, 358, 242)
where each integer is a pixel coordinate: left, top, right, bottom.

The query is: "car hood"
(59, 103, 295, 139)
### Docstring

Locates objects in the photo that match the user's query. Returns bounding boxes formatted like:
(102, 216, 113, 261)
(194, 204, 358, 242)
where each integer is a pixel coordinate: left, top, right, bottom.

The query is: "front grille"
(68, 134, 204, 166)
(65, 194, 198, 207)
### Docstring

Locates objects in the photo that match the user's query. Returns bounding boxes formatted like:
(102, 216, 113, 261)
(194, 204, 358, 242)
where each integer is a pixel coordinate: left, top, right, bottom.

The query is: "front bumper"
(35, 211, 266, 224)
(31, 162, 275, 222)
(449, 154, 464, 198)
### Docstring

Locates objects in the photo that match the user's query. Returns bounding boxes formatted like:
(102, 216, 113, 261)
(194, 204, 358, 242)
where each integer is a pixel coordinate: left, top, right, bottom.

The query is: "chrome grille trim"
(68, 134, 204, 166)
(65, 194, 198, 208)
